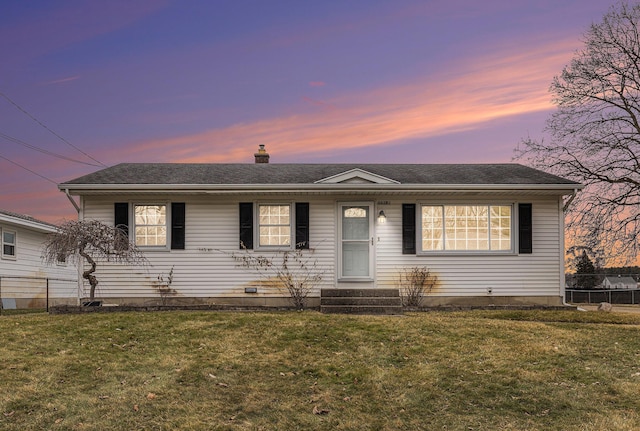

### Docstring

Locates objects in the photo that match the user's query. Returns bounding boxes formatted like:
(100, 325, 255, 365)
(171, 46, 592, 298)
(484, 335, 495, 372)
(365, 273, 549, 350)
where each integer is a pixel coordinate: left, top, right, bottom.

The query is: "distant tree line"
(567, 251, 640, 289)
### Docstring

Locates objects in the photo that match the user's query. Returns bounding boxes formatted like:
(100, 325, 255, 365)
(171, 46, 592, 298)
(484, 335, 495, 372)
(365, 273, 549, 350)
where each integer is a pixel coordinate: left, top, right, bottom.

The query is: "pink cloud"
(0, 186, 76, 224)
(117, 36, 576, 164)
(309, 81, 326, 87)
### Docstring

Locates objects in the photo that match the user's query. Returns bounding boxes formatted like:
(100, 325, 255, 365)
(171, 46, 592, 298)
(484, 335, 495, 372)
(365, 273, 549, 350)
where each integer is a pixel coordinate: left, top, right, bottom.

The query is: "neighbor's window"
(2, 230, 16, 258)
(421, 205, 511, 252)
(134, 205, 167, 246)
(258, 204, 291, 247)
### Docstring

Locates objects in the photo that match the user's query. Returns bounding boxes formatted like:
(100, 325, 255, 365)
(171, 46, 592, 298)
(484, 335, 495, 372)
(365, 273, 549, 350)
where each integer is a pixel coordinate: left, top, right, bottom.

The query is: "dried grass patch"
(1, 310, 640, 430)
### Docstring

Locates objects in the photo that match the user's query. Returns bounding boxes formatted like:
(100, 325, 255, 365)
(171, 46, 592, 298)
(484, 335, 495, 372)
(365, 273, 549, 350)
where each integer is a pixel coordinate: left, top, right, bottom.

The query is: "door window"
(340, 205, 372, 278)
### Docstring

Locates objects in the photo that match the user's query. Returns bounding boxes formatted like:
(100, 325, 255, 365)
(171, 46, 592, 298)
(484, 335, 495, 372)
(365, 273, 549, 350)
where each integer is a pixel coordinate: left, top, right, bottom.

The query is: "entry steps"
(320, 288, 403, 315)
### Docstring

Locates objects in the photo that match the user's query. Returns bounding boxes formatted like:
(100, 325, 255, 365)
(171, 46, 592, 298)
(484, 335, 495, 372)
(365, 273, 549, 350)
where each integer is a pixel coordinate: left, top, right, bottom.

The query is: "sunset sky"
(1, 0, 611, 223)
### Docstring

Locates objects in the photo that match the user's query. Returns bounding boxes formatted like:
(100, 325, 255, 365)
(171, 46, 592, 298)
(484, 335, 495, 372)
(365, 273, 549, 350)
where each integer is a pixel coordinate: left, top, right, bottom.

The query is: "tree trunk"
(79, 247, 98, 301)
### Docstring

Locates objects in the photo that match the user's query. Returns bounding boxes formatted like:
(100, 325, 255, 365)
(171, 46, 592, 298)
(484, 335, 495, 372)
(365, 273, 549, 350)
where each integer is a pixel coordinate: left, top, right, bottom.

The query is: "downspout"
(562, 188, 579, 212)
(561, 189, 580, 307)
(64, 188, 80, 214)
(63, 188, 83, 305)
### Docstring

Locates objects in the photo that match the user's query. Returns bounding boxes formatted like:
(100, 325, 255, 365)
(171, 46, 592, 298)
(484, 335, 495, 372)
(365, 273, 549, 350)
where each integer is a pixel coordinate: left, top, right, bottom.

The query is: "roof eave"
(0, 214, 57, 233)
(60, 183, 584, 194)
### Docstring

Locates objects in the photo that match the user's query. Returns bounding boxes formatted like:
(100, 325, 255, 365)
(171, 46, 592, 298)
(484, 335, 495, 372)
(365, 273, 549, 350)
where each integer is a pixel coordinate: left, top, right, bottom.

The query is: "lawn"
(1, 309, 640, 430)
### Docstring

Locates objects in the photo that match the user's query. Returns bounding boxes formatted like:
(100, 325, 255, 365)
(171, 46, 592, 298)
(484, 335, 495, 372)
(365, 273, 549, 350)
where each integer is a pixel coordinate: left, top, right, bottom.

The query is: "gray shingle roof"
(0, 209, 57, 229)
(61, 163, 580, 186)
(603, 276, 638, 285)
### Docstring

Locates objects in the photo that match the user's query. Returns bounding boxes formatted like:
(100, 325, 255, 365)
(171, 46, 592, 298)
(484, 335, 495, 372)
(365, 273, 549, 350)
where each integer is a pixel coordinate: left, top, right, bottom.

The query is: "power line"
(0, 132, 103, 167)
(0, 92, 107, 167)
(0, 154, 58, 185)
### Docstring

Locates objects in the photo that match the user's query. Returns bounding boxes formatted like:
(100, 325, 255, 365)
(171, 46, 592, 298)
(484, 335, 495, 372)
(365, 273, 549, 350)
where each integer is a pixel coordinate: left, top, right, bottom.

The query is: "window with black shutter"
(114, 203, 129, 250)
(171, 202, 185, 250)
(402, 204, 416, 254)
(114, 202, 129, 235)
(239, 202, 254, 249)
(518, 203, 533, 254)
(295, 202, 310, 249)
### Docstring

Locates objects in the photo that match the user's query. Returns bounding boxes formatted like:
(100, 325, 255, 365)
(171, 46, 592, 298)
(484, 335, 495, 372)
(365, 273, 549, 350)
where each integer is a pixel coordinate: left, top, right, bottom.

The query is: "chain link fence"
(0, 276, 78, 313)
(565, 288, 640, 305)
(565, 273, 640, 304)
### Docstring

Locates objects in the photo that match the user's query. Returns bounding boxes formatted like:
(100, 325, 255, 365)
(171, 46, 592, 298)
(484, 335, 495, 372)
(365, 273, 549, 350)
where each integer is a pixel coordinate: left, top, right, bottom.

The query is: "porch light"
(377, 210, 387, 224)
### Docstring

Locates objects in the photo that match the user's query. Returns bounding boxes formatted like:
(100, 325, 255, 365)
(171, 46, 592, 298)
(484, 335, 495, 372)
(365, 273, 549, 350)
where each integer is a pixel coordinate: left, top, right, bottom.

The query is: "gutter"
(60, 183, 585, 194)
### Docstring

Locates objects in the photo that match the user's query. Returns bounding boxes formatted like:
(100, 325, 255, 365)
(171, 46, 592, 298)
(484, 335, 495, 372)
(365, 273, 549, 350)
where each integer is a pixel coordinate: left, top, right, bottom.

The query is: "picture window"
(421, 205, 511, 252)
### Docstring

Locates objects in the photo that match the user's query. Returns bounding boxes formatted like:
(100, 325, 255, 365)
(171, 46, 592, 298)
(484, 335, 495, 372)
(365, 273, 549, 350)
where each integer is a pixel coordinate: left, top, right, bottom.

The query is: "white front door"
(339, 203, 374, 280)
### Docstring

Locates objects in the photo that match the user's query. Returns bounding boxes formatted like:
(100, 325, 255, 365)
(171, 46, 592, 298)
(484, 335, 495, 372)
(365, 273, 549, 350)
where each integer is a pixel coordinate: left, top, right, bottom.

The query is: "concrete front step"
(320, 305, 403, 315)
(321, 288, 399, 298)
(320, 288, 403, 315)
(321, 297, 402, 306)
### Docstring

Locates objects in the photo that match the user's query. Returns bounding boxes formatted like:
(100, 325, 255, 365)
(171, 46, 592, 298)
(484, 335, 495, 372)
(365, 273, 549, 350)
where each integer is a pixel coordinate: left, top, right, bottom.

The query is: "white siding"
(81, 195, 337, 301)
(0, 221, 78, 304)
(375, 196, 563, 297)
(79, 193, 564, 302)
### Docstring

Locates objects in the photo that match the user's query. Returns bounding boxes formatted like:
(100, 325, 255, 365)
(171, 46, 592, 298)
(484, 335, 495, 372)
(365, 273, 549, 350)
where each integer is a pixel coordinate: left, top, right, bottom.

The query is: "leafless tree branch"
(43, 220, 147, 301)
(515, 2, 640, 263)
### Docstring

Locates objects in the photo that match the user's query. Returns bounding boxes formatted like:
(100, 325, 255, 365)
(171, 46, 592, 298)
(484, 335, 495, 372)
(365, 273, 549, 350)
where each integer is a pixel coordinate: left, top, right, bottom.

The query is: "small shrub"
(231, 246, 322, 309)
(152, 266, 176, 305)
(398, 266, 437, 307)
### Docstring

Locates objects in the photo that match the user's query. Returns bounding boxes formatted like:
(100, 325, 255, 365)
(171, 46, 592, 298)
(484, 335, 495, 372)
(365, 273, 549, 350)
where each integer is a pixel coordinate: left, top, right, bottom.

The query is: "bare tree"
(43, 220, 147, 302)
(515, 2, 640, 263)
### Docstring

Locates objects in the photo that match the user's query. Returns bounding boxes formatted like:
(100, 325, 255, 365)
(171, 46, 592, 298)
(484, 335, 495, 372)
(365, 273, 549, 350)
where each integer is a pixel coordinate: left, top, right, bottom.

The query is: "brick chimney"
(254, 144, 270, 164)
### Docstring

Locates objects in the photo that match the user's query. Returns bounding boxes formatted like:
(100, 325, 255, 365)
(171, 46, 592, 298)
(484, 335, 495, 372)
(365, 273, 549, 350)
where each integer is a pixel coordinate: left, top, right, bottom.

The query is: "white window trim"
(1, 228, 17, 260)
(255, 202, 293, 251)
(417, 203, 515, 255)
(132, 203, 170, 250)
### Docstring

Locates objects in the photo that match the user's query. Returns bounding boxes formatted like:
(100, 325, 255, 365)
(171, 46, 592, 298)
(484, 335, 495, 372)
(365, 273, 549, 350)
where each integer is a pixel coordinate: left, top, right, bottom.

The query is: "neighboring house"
(58, 146, 582, 307)
(0, 210, 77, 308)
(601, 276, 638, 290)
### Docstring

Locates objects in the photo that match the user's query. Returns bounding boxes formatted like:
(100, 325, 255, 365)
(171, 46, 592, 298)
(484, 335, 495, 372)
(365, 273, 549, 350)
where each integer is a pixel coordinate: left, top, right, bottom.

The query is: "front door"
(339, 203, 374, 281)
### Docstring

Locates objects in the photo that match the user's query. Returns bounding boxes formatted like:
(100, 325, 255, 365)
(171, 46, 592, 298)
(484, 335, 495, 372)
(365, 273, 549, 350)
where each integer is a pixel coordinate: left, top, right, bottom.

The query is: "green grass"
(2, 310, 640, 430)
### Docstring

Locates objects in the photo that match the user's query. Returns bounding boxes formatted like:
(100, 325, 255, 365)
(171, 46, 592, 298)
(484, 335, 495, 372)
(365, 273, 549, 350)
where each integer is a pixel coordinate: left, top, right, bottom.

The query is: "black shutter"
(295, 202, 310, 249)
(518, 203, 533, 254)
(402, 204, 416, 254)
(239, 202, 253, 249)
(171, 202, 186, 250)
(114, 202, 129, 237)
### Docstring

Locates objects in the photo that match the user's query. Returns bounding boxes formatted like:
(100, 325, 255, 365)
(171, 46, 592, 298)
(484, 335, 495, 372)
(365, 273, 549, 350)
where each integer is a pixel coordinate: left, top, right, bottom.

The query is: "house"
(58, 146, 582, 308)
(0, 209, 77, 309)
(601, 276, 638, 290)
